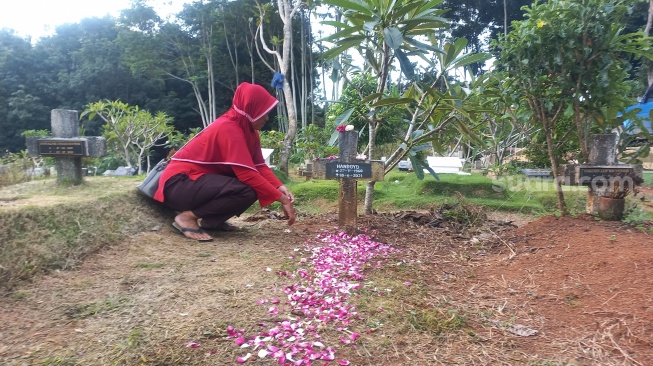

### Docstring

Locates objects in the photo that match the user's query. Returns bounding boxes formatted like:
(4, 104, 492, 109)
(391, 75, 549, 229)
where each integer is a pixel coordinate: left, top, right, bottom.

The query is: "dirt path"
(1, 210, 652, 365)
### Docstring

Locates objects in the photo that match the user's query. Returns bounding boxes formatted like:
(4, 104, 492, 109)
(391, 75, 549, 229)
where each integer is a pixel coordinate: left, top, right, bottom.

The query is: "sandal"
(172, 222, 213, 242)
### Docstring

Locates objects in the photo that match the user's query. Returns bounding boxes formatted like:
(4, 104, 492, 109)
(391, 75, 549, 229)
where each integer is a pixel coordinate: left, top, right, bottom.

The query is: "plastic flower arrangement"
(314, 155, 338, 161)
(336, 125, 354, 132)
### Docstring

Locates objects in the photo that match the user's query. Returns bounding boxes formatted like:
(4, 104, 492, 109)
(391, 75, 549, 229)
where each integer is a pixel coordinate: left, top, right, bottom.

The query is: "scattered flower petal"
(237, 353, 251, 363)
(227, 231, 398, 365)
(186, 342, 200, 348)
(258, 349, 269, 358)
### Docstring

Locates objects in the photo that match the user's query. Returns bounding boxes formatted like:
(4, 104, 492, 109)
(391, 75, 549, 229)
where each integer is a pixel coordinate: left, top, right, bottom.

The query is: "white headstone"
(261, 148, 275, 168)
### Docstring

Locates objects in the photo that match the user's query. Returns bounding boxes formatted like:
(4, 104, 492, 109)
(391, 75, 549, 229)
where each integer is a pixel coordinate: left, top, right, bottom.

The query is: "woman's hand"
(278, 194, 296, 226)
(278, 185, 295, 203)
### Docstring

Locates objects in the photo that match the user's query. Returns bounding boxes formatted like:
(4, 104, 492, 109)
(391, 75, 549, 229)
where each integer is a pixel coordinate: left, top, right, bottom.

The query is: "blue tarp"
(622, 101, 653, 133)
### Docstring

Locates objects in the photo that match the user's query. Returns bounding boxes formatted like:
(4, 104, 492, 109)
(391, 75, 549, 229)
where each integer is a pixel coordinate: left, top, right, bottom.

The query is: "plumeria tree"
(321, 0, 490, 213)
(82, 100, 175, 173)
(321, 0, 447, 214)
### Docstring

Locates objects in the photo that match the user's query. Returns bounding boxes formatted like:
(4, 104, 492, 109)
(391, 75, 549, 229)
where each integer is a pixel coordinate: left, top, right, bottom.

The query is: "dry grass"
(1, 178, 651, 365)
(0, 176, 172, 291)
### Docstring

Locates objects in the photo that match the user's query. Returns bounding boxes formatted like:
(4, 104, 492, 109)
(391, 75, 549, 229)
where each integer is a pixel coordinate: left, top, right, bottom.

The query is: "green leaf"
(409, 154, 424, 180)
(383, 27, 403, 50)
(328, 108, 355, 147)
(404, 36, 443, 54)
(322, 37, 367, 60)
(322, 0, 372, 15)
(370, 97, 412, 108)
(389, 1, 422, 21)
(395, 49, 415, 80)
(365, 48, 380, 73)
(320, 20, 351, 29)
(361, 92, 384, 104)
(363, 20, 378, 32)
(335, 107, 355, 126)
(449, 53, 492, 70)
(321, 26, 362, 43)
(411, 130, 424, 140)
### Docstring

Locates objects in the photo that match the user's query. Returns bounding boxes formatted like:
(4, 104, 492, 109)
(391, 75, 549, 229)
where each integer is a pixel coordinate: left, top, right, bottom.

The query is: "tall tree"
(442, 0, 531, 73)
(256, 0, 304, 173)
(0, 30, 50, 152)
(495, 0, 653, 214)
(321, 0, 451, 213)
(646, 0, 653, 84)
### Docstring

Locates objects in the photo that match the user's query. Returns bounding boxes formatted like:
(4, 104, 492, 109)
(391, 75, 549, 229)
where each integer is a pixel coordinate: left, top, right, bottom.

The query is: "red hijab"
(171, 82, 278, 170)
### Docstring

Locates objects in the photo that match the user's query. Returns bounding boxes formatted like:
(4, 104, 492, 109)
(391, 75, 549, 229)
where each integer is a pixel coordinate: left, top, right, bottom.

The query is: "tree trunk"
(363, 44, 391, 214)
(544, 119, 568, 215)
(279, 80, 298, 173)
(646, 0, 653, 84)
(504, 0, 508, 36)
(272, 0, 301, 174)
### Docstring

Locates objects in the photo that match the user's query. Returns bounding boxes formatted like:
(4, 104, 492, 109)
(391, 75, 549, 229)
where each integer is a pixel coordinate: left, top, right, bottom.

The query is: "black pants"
(163, 173, 257, 228)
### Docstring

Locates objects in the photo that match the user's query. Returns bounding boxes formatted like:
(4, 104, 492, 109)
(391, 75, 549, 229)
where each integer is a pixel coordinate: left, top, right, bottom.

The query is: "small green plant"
(39, 356, 78, 365)
(623, 207, 653, 229)
(408, 308, 467, 335)
(64, 297, 129, 319)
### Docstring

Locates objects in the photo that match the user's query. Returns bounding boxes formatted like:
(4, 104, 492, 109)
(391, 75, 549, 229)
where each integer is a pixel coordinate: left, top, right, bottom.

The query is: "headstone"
(562, 134, 643, 214)
(521, 168, 552, 179)
(586, 134, 618, 213)
(26, 109, 106, 186)
(261, 148, 275, 168)
(425, 156, 469, 175)
(312, 130, 384, 229)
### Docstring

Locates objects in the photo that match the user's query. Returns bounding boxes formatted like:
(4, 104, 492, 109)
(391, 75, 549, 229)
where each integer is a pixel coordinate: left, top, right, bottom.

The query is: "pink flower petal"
(186, 342, 200, 348)
(234, 337, 246, 346)
(237, 353, 251, 363)
(338, 360, 351, 365)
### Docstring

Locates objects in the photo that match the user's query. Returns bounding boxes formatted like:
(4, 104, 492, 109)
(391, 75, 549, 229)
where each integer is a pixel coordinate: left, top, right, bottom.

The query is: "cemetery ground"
(0, 172, 652, 365)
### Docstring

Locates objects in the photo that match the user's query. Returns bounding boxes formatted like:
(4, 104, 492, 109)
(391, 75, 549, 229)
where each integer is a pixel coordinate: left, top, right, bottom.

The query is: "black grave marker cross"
(26, 109, 106, 186)
(312, 130, 384, 229)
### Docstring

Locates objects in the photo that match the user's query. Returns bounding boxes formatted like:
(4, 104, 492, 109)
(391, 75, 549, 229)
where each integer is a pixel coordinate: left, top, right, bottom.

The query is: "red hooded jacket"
(153, 83, 282, 206)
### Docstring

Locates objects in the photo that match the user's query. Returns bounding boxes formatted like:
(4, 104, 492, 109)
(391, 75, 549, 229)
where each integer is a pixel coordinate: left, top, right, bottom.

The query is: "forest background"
(1, 0, 652, 211)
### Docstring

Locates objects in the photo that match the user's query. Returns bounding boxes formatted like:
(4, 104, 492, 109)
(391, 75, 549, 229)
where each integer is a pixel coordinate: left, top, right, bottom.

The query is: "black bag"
(136, 159, 168, 198)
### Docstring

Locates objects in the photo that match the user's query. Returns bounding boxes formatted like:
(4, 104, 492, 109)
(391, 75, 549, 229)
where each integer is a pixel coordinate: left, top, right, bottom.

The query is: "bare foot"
(174, 211, 213, 241)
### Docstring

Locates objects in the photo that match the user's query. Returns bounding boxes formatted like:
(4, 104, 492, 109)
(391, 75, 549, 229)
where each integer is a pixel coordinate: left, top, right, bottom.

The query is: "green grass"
(644, 171, 653, 186)
(276, 167, 653, 216)
(287, 171, 588, 215)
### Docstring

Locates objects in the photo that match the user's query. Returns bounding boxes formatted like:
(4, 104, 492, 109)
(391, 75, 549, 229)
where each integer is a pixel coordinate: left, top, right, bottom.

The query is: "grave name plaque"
(577, 165, 635, 185)
(313, 160, 384, 181)
(37, 139, 87, 157)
